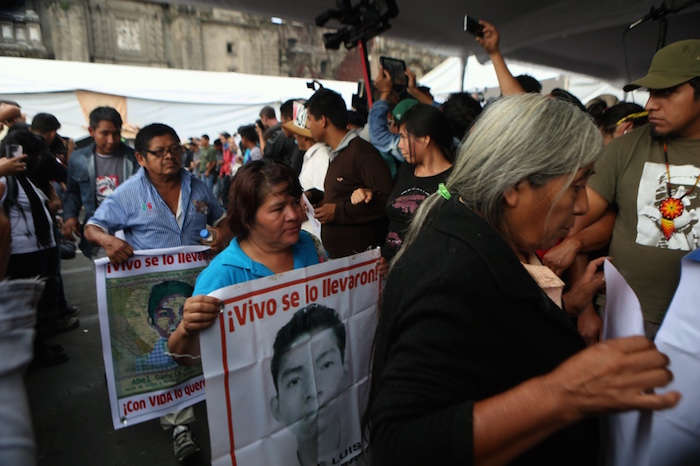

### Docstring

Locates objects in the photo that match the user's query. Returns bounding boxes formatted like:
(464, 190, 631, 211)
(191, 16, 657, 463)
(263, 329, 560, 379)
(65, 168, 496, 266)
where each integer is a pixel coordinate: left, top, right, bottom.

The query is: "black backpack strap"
(2, 175, 18, 216)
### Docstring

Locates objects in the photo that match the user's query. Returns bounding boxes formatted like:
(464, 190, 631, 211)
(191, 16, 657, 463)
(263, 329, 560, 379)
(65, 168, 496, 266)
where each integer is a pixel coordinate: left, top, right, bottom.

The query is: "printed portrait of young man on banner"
(201, 249, 379, 466)
(95, 246, 213, 429)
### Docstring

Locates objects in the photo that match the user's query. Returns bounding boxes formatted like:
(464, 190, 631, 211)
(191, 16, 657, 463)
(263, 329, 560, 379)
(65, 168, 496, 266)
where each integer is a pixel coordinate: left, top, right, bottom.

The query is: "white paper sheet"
(648, 248, 700, 465)
(301, 193, 322, 239)
(602, 260, 651, 466)
(602, 253, 700, 466)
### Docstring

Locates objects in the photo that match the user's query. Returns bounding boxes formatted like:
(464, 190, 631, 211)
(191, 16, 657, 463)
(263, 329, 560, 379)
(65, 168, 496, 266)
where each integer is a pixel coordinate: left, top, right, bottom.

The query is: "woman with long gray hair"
(366, 94, 679, 465)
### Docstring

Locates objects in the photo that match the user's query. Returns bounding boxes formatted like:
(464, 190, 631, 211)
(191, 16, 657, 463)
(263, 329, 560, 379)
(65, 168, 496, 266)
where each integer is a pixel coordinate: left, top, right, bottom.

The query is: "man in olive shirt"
(553, 40, 700, 339)
(197, 134, 217, 193)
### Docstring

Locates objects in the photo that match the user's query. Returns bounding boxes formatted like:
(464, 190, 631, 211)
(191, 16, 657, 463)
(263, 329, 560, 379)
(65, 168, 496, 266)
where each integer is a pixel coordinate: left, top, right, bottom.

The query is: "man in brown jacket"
(307, 89, 393, 258)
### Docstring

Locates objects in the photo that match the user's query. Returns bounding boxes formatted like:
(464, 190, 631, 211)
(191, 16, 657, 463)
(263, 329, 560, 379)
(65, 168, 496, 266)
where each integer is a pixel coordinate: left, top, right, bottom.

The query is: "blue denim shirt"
(368, 99, 403, 162)
(63, 142, 137, 256)
(63, 142, 137, 222)
(87, 168, 224, 250)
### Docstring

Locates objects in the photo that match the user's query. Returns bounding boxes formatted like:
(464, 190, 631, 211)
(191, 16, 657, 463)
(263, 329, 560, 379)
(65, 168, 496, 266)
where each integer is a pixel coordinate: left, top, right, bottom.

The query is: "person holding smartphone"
(473, 20, 526, 96)
(369, 65, 432, 169)
(1, 125, 72, 365)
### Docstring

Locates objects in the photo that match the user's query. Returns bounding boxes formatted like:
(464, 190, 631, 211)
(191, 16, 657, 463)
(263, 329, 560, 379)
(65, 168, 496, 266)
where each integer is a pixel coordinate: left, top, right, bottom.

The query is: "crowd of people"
(1, 17, 698, 465)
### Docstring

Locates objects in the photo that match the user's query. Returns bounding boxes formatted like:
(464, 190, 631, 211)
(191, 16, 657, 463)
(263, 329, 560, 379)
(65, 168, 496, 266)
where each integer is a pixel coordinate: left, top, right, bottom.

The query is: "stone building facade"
(0, 0, 445, 82)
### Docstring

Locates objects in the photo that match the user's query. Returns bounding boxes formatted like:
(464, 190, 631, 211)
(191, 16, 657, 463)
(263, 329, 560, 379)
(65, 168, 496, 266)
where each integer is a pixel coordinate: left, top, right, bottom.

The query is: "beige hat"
(282, 101, 313, 139)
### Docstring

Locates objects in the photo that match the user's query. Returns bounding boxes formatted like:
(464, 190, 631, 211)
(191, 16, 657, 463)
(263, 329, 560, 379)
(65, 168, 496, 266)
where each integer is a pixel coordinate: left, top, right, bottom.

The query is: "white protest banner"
(200, 249, 380, 466)
(95, 246, 213, 429)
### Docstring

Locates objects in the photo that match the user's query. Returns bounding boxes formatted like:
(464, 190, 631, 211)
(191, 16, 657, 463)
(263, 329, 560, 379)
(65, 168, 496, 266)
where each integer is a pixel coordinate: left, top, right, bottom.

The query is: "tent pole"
(657, 17, 668, 50)
(359, 39, 373, 108)
(460, 55, 467, 93)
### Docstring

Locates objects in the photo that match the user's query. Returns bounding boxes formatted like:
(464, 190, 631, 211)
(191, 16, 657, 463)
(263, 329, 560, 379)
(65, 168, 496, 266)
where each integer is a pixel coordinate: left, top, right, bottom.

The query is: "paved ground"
(25, 252, 212, 466)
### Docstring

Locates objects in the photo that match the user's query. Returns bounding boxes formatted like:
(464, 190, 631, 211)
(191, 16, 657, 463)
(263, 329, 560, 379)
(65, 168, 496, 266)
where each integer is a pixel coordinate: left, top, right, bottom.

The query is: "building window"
(227, 42, 234, 54)
(116, 18, 141, 52)
(320, 60, 327, 74)
(28, 24, 41, 43)
(1, 23, 12, 40)
(287, 38, 297, 48)
(15, 26, 26, 42)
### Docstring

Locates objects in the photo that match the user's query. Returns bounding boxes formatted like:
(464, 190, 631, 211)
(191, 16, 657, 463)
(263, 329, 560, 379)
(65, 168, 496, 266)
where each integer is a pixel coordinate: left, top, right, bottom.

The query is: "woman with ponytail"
(352, 103, 454, 274)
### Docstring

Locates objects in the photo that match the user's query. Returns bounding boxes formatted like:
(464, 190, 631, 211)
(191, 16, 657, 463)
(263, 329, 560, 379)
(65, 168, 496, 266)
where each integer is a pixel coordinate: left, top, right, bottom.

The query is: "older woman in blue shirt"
(169, 160, 326, 364)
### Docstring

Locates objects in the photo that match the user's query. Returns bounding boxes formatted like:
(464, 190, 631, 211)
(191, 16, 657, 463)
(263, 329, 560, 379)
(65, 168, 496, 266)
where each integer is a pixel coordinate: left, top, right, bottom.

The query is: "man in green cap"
(544, 39, 700, 341)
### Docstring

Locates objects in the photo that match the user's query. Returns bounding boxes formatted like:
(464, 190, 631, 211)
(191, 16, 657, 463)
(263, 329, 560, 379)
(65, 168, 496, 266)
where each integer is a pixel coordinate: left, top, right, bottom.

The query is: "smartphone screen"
(6, 144, 23, 158)
(379, 56, 408, 88)
(464, 15, 484, 37)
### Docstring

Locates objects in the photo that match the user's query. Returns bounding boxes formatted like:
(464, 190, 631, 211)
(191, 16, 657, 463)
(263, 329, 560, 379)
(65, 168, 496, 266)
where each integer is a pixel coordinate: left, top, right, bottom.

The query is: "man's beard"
(650, 124, 671, 140)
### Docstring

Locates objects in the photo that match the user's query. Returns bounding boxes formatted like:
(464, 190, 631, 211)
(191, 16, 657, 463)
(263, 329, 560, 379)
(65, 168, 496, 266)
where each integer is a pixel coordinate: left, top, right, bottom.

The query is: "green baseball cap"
(392, 99, 419, 122)
(624, 39, 700, 92)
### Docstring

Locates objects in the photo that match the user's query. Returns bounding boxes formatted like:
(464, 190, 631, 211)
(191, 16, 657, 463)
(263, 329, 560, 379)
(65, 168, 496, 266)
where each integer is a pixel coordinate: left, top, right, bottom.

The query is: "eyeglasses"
(143, 145, 183, 158)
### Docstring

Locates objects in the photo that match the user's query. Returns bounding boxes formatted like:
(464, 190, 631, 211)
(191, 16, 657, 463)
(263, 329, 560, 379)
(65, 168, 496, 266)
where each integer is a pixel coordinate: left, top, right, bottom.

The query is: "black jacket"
(369, 197, 598, 465)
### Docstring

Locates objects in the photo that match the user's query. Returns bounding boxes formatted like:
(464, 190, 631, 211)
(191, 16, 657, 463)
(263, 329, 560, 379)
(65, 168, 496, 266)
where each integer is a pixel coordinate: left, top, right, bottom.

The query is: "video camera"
(316, 0, 399, 50)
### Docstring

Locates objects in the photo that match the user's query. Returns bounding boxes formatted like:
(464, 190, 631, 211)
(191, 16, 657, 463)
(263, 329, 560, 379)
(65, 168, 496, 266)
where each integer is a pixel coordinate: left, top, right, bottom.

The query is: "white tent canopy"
(419, 55, 649, 106)
(419, 56, 560, 101)
(0, 57, 357, 140)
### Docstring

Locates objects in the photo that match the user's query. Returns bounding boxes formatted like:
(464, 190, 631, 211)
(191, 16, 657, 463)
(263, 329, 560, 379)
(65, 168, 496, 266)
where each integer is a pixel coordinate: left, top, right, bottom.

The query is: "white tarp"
(418, 55, 660, 106)
(0, 57, 357, 141)
(418, 54, 650, 106)
(419, 55, 559, 99)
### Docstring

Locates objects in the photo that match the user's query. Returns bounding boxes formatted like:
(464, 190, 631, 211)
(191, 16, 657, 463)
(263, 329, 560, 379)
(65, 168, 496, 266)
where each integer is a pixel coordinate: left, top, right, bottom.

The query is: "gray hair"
(395, 93, 603, 265)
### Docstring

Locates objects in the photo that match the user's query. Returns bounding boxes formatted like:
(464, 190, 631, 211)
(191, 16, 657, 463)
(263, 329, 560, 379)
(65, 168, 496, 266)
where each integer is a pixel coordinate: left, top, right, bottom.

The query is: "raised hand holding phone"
(379, 56, 408, 90)
(464, 15, 484, 37)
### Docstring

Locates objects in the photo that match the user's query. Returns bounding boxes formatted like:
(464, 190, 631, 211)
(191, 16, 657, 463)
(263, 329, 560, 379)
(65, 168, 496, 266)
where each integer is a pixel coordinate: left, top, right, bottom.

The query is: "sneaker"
(45, 317, 80, 336)
(173, 425, 200, 462)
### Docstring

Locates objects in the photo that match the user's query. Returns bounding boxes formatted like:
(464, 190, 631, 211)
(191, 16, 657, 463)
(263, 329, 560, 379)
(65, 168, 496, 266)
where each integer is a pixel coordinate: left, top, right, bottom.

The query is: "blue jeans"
(200, 172, 215, 194)
(0, 278, 44, 466)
